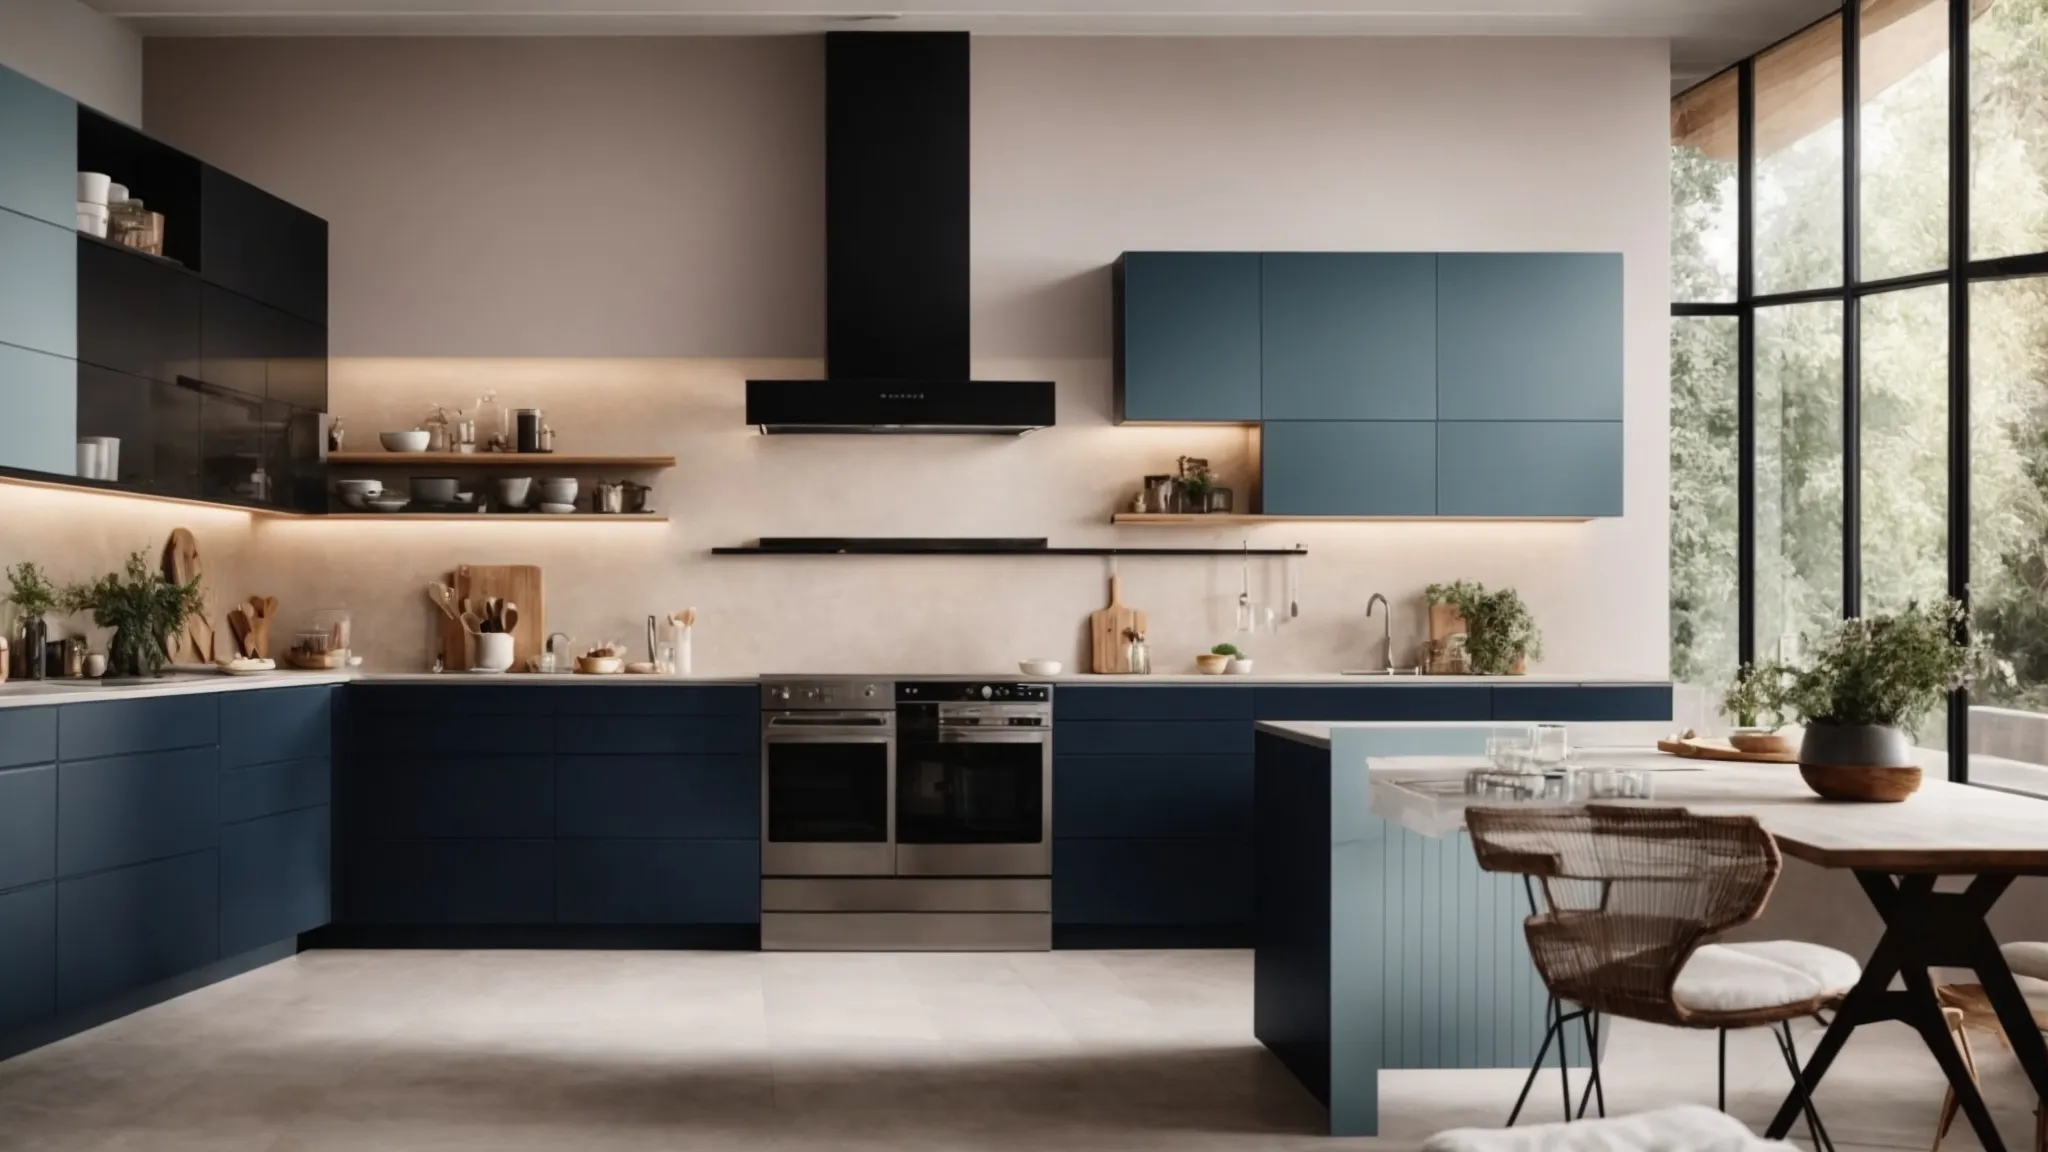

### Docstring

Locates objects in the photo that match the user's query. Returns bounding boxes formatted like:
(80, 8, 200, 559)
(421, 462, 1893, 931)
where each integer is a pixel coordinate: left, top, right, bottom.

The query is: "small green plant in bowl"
(1210, 642, 1253, 675)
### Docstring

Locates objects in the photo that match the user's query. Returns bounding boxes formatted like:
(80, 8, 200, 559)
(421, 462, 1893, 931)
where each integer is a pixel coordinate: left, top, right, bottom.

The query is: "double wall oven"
(760, 679, 1051, 950)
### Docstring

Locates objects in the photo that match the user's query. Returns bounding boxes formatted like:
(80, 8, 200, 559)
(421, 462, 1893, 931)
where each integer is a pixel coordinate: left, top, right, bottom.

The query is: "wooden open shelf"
(1111, 513, 1594, 525)
(328, 453, 677, 468)
(320, 513, 668, 523)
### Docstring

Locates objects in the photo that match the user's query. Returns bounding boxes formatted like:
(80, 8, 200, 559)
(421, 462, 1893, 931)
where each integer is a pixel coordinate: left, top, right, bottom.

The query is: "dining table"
(1362, 750, 2048, 1152)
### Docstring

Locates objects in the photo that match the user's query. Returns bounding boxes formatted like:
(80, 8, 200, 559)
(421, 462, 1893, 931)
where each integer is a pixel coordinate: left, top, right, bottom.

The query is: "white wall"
(0, 0, 140, 120)
(134, 36, 1670, 676)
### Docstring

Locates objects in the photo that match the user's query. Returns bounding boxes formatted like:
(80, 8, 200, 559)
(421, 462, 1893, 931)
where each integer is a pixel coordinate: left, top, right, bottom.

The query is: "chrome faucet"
(1367, 593, 1392, 671)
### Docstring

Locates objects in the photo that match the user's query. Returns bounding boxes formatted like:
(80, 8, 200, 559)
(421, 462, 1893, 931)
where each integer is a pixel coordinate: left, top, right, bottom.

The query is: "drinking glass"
(1486, 728, 1533, 773)
(1531, 724, 1570, 767)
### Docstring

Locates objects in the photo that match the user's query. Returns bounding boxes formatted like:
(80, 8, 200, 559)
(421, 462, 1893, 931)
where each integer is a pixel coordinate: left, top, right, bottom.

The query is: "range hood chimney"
(746, 32, 1054, 434)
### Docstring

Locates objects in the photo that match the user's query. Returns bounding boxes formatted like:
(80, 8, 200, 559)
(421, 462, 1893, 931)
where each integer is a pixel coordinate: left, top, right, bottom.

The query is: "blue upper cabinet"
(1437, 421, 1623, 518)
(1261, 253, 1436, 421)
(0, 208, 77, 361)
(1115, 252, 1262, 423)
(1436, 252, 1623, 422)
(0, 65, 77, 229)
(1262, 421, 1436, 517)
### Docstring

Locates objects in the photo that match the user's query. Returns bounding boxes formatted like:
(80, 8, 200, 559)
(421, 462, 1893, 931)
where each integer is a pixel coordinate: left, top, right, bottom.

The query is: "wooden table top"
(1369, 751, 2048, 873)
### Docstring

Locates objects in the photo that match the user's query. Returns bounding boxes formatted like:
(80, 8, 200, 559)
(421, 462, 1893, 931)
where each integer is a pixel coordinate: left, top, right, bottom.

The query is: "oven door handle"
(937, 729, 1052, 744)
(764, 730, 896, 743)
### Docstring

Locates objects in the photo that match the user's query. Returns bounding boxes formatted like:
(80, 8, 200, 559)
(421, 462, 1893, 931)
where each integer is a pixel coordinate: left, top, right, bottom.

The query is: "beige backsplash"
(229, 356, 1668, 679)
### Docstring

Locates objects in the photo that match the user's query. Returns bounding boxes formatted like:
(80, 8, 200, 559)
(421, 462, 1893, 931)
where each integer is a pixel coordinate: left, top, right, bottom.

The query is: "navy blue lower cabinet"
(351, 754, 552, 839)
(341, 840, 553, 925)
(56, 849, 219, 1011)
(1054, 756, 1253, 840)
(555, 755, 757, 839)
(0, 707, 56, 768)
(1055, 721, 1254, 758)
(220, 685, 332, 768)
(58, 695, 218, 762)
(1053, 687, 1255, 722)
(552, 685, 758, 717)
(366, 712, 554, 756)
(220, 806, 330, 955)
(0, 883, 55, 1035)
(220, 756, 331, 825)
(1254, 686, 1492, 722)
(58, 747, 219, 876)
(555, 840, 759, 924)
(353, 684, 555, 718)
(1054, 839, 1255, 925)
(0, 764, 56, 892)
(555, 713, 755, 757)
(1492, 684, 1672, 723)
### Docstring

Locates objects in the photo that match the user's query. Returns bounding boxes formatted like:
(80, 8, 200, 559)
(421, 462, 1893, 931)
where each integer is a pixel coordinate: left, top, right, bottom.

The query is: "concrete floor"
(0, 949, 2033, 1151)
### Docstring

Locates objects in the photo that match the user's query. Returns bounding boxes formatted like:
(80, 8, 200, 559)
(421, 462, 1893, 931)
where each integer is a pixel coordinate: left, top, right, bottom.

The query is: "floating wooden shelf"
(712, 544, 1306, 556)
(327, 453, 677, 468)
(321, 513, 668, 523)
(1111, 513, 1594, 525)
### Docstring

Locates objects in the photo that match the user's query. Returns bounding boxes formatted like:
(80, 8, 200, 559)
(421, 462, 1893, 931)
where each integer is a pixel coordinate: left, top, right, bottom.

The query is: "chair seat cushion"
(2003, 941, 2048, 982)
(1672, 941, 1862, 1015)
(1422, 1104, 1792, 1152)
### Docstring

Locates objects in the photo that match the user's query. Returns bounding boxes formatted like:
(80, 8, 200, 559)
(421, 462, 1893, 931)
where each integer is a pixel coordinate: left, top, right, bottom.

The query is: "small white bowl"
(538, 502, 576, 515)
(380, 430, 431, 453)
(1227, 658, 1255, 675)
(1018, 659, 1063, 677)
(536, 477, 578, 505)
(496, 477, 533, 508)
(334, 480, 383, 509)
(77, 172, 111, 206)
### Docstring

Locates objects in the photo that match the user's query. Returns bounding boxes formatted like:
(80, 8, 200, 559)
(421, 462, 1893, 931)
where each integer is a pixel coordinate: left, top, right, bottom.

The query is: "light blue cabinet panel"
(0, 329, 77, 477)
(1436, 421, 1623, 518)
(0, 765, 56, 892)
(0, 66, 77, 228)
(1115, 252, 1261, 423)
(1261, 422, 1436, 517)
(1261, 253, 1436, 421)
(0, 208, 76, 360)
(1436, 253, 1623, 422)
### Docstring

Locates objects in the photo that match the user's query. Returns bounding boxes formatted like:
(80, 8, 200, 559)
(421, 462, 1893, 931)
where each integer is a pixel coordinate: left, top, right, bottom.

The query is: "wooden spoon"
(459, 610, 484, 636)
(499, 602, 519, 633)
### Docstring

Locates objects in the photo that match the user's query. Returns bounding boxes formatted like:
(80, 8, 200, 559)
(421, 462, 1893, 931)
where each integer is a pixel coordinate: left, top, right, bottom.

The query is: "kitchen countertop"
(0, 670, 355, 709)
(1256, 718, 1681, 751)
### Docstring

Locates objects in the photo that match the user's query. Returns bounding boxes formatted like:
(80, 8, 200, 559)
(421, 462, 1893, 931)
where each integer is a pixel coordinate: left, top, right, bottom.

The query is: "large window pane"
(1673, 72, 1739, 303)
(1756, 16, 1847, 295)
(1972, 0, 2048, 260)
(1756, 302, 1844, 659)
(1860, 0, 1950, 279)
(1969, 275, 2048, 789)
(1860, 285, 1948, 616)
(1671, 316, 1741, 687)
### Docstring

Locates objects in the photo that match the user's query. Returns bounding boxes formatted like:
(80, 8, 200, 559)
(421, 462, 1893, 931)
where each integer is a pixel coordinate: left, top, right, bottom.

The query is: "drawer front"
(1260, 421, 1437, 517)
(1053, 839, 1254, 925)
(0, 764, 56, 892)
(0, 65, 77, 228)
(367, 712, 555, 755)
(220, 756, 331, 825)
(220, 805, 330, 955)
(340, 840, 552, 925)
(0, 883, 55, 1035)
(552, 686, 758, 717)
(1053, 687, 1255, 722)
(1255, 686, 1492, 722)
(0, 707, 56, 768)
(1436, 421, 1624, 519)
(0, 208, 75, 360)
(555, 713, 755, 757)
(555, 840, 759, 924)
(350, 754, 552, 840)
(350, 685, 556, 717)
(220, 686, 332, 768)
(56, 849, 219, 1011)
(1491, 685, 1673, 723)
(58, 747, 219, 877)
(1054, 755, 1253, 840)
(556, 754, 758, 840)
(59, 695, 218, 761)
(1055, 720, 1254, 758)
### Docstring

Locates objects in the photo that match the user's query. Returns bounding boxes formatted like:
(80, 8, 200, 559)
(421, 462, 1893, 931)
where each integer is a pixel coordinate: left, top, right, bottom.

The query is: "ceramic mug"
(472, 632, 515, 674)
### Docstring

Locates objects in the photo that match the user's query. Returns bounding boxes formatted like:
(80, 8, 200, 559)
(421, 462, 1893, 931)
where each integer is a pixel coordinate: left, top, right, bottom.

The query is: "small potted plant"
(62, 550, 203, 679)
(1728, 599, 1982, 802)
(1721, 663, 1794, 755)
(1196, 644, 1232, 675)
(1425, 581, 1541, 675)
(6, 562, 63, 680)
(1211, 642, 1253, 675)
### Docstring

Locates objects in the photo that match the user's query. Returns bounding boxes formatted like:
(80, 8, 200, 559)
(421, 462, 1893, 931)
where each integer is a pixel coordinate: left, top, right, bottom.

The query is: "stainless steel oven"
(760, 680, 894, 877)
(894, 685, 1051, 877)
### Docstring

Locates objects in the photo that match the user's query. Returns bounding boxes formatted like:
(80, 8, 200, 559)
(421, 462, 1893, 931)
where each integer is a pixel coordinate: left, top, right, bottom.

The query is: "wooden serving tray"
(1656, 738, 1798, 765)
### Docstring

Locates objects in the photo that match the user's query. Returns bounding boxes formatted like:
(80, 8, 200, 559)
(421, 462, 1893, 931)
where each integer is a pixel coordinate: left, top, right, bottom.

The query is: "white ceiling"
(85, 0, 1837, 91)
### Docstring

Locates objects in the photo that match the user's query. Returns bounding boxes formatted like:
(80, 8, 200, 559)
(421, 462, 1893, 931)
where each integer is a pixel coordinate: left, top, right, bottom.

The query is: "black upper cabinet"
(77, 109, 203, 271)
(269, 311, 327, 412)
(199, 284, 328, 412)
(200, 166, 327, 325)
(77, 236, 200, 386)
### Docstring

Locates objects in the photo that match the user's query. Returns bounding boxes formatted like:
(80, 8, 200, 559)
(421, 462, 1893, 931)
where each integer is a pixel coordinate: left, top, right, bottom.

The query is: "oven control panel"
(897, 682, 1052, 704)
(760, 680, 892, 709)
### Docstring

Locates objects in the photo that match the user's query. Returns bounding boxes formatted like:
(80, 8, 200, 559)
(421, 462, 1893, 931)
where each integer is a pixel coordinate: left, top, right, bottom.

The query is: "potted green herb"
(1728, 599, 1981, 802)
(1424, 582, 1541, 676)
(1211, 642, 1253, 675)
(6, 562, 63, 680)
(62, 550, 203, 679)
(1721, 663, 1795, 755)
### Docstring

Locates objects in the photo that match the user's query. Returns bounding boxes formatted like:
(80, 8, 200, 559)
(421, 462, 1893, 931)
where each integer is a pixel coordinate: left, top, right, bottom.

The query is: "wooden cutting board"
(161, 528, 215, 664)
(1088, 574, 1147, 674)
(445, 565, 545, 672)
(1657, 738, 1798, 765)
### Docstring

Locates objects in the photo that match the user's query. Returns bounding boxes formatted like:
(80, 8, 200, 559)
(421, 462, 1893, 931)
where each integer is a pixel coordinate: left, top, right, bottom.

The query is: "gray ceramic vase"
(1797, 722, 1914, 768)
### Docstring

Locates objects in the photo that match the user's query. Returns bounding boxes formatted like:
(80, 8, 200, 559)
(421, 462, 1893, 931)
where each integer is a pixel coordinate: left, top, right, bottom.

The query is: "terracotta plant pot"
(1797, 723, 1920, 802)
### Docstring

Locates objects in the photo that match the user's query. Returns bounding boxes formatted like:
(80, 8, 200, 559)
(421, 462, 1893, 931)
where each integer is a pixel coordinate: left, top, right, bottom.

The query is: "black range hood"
(746, 32, 1054, 435)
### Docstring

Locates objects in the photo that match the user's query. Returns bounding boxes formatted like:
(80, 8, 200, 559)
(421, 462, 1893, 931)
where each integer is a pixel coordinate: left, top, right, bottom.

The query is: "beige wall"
(0, 0, 141, 121)
(137, 35, 1670, 677)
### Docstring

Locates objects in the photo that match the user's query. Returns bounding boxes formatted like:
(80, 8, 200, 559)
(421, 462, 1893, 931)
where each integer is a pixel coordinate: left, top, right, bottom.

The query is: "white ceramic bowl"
(496, 477, 533, 508)
(1227, 659, 1255, 675)
(538, 502, 576, 515)
(536, 477, 578, 505)
(410, 477, 459, 504)
(379, 430, 431, 453)
(334, 479, 383, 509)
(76, 172, 110, 206)
(365, 497, 409, 514)
(1018, 659, 1063, 677)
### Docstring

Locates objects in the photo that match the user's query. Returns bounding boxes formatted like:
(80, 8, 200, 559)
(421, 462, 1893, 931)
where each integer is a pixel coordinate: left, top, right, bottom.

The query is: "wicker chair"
(1466, 805, 1861, 1147)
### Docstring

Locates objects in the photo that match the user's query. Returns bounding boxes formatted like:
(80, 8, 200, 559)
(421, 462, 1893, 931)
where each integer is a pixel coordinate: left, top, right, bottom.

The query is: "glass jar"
(1125, 633, 1151, 675)
(476, 390, 511, 453)
(310, 607, 352, 659)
